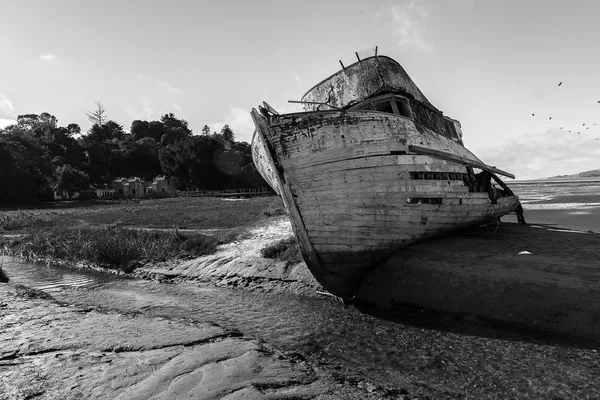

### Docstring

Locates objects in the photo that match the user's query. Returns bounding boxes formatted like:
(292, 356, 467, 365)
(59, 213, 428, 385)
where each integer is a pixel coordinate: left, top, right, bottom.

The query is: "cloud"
(390, 0, 434, 52)
(0, 118, 17, 129)
(0, 93, 15, 117)
(125, 97, 185, 122)
(156, 79, 182, 95)
(136, 74, 149, 84)
(209, 107, 255, 143)
(474, 128, 600, 180)
(39, 53, 58, 61)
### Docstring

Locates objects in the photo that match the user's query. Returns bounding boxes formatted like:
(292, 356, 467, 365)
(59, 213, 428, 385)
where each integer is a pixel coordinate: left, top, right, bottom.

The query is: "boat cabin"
(349, 93, 463, 144)
(301, 56, 464, 145)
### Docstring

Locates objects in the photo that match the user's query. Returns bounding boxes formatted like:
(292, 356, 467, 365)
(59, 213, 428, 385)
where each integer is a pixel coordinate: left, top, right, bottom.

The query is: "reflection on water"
(1, 256, 129, 293)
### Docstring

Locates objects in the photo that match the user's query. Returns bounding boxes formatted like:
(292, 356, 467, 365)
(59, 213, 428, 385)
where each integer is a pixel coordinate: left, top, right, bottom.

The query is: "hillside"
(545, 169, 600, 180)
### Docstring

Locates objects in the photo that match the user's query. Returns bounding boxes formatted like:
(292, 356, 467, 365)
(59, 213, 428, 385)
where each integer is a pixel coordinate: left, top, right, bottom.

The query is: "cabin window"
(410, 172, 468, 181)
(356, 103, 375, 111)
(394, 99, 410, 118)
(406, 197, 443, 205)
(445, 119, 458, 140)
(350, 95, 413, 118)
(374, 100, 394, 114)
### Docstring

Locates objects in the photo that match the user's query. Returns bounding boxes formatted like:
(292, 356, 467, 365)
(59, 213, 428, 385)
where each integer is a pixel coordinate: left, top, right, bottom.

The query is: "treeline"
(0, 110, 266, 206)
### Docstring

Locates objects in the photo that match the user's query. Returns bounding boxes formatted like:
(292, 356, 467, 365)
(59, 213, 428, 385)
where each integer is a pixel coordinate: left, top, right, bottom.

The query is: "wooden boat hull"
(251, 110, 521, 298)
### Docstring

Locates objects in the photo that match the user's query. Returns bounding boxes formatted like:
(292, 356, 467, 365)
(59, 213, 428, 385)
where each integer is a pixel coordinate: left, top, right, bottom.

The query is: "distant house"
(53, 190, 69, 201)
(53, 183, 99, 201)
(91, 183, 114, 199)
(113, 177, 152, 197)
(150, 175, 177, 194)
(112, 177, 128, 196)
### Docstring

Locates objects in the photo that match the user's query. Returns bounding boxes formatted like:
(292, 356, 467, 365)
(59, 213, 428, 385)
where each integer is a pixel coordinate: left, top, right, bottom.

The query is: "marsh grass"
(1, 225, 247, 273)
(0, 196, 284, 230)
(260, 236, 303, 264)
(0, 196, 284, 272)
(262, 202, 286, 217)
(0, 211, 55, 231)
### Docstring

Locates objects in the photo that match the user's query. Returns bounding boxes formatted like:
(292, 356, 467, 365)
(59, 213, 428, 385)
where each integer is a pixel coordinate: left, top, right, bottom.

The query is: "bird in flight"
(560, 127, 564, 129)
(549, 116, 552, 120)
(558, 82, 562, 86)
(532, 113, 535, 116)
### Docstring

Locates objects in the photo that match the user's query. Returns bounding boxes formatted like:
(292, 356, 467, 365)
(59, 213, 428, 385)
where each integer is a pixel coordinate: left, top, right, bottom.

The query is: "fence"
(177, 186, 275, 198)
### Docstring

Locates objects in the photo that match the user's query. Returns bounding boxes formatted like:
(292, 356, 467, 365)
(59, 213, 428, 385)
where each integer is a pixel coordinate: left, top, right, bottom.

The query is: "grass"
(0, 196, 285, 273)
(1, 196, 284, 231)
(0, 212, 54, 231)
(260, 236, 303, 264)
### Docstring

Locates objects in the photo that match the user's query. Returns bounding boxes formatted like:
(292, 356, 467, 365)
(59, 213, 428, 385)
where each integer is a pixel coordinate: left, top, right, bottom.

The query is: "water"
(504, 179, 600, 232)
(1, 257, 129, 293)
(511, 179, 600, 206)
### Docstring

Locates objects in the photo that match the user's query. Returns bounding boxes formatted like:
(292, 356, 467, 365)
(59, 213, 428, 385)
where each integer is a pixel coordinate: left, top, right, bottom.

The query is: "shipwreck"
(251, 52, 525, 299)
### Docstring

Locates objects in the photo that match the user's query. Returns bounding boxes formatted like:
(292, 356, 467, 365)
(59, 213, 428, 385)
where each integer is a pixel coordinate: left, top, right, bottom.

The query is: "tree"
(16, 114, 43, 131)
(0, 129, 54, 205)
(67, 123, 81, 136)
(55, 165, 90, 198)
(116, 136, 161, 179)
(201, 125, 211, 136)
(86, 102, 107, 126)
(130, 120, 151, 141)
(84, 120, 125, 144)
(160, 113, 190, 133)
(158, 135, 227, 190)
(158, 113, 192, 146)
(220, 125, 235, 143)
(79, 120, 125, 182)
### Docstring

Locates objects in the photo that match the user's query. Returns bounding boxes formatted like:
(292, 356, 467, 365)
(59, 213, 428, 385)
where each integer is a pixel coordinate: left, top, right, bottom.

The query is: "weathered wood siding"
(250, 127, 282, 195)
(301, 56, 436, 112)
(255, 110, 519, 297)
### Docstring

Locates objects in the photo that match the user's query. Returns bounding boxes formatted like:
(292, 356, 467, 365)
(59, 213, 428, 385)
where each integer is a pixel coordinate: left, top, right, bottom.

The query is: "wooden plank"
(251, 110, 340, 295)
(408, 145, 515, 179)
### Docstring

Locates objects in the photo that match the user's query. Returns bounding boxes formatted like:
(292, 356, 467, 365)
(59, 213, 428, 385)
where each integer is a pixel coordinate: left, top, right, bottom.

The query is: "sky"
(1, 0, 599, 180)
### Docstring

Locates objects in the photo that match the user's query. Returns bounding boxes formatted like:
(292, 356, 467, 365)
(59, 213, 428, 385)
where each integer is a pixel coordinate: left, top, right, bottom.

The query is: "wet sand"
(356, 222, 600, 339)
(0, 284, 390, 399)
(503, 208, 600, 233)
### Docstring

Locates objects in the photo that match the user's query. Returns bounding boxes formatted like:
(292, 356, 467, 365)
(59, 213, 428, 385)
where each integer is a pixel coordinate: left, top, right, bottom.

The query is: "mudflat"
(0, 284, 390, 399)
(356, 222, 600, 338)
